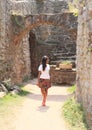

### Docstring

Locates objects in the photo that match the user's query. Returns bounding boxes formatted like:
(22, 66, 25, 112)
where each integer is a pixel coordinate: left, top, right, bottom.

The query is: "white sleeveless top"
(38, 64, 50, 79)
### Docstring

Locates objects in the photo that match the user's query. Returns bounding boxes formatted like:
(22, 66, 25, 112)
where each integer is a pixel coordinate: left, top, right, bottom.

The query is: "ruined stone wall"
(0, 0, 6, 80)
(10, 1, 33, 83)
(35, 13, 77, 65)
(30, 0, 77, 75)
(0, 0, 36, 84)
(0, 0, 77, 83)
(76, 0, 92, 127)
(50, 65, 76, 85)
(0, 0, 13, 81)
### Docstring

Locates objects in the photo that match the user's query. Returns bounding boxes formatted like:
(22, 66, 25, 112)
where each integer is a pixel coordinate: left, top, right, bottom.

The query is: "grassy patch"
(67, 85, 76, 94)
(0, 88, 30, 117)
(0, 85, 31, 130)
(62, 98, 89, 130)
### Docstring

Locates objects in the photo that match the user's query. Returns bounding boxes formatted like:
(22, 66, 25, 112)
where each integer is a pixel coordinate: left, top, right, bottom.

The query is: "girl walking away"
(37, 56, 51, 106)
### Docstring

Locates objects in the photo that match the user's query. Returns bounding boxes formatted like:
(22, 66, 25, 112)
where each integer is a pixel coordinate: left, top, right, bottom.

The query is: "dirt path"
(13, 79, 70, 130)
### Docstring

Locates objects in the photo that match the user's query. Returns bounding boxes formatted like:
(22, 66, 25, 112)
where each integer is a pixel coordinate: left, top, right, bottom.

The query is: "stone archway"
(12, 13, 77, 45)
(11, 13, 77, 81)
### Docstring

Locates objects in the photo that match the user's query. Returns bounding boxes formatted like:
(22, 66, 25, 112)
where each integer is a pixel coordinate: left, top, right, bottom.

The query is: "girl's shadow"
(37, 105, 50, 112)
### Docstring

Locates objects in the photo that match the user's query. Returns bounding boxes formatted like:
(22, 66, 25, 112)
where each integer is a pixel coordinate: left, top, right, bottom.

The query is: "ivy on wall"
(68, 0, 78, 16)
(11, 15, 25, 28)
(68, 0, 86, 16)
(0, 60, 12, 81)
(11, 14, 25, 37)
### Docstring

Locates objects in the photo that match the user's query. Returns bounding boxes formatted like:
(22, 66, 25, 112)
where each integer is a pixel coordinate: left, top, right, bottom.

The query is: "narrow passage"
(14, 79, 70, 130)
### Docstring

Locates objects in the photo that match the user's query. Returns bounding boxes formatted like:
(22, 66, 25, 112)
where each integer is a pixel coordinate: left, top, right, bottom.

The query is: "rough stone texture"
(51, 65, 76, 85)
(7, 0, 77, 79)
(0, 0, 77, 83)
(0, 0, 92, 128)
(76, 0, 92, 128)
(0, 92, 6, 98)
(33, 13, 77, 65)
(35, 0, 69, 13)
(29, 31, 38, 77)
(0, 0, 33, 84)
(0, 0, 12, 81)
(22, 13, 77, 76)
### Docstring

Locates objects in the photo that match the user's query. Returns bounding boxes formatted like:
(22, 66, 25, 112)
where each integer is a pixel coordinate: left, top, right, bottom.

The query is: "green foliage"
(68, 0, 78, 16)
(19, 89, 30, 96)
(0, 89, 30, 126)
(0, 94, 19, 105)
(0, 94, 21, 117)
(67, 85, 76, 94)
(23, 75, 31, 82)
(62, 98, 89, 130)
(87, 44, 92, 53)
(60, 60, 72, 65)
(68, 0, 86, 16)
(11, 14, 25, 29)
(0, 89, 29, 113)
(0, 89, 29, 104)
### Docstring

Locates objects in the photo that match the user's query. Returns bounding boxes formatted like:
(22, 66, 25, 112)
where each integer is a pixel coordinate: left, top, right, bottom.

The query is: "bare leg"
(41, 88, 48, 106)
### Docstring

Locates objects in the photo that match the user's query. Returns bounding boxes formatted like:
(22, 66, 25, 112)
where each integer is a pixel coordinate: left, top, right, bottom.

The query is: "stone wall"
(51, 65, 76, 85)
(0, 0, 34, 84)
(9, 0, 38, 83)
(0, 0, 77, 84)
(76, 0, 92, 127)
(0, 0, 13, 81)
(10, 0, 77, 78)
(24, 12, 77, 76)
(34, 13, 77, 65)
(31, 0, 77, 66)
(35, 0, 68, 13)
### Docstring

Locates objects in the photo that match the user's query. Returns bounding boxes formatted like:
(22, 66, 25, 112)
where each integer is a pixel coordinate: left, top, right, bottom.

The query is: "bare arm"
(49, 66, 51, 82)
(37, 71, 41, 83)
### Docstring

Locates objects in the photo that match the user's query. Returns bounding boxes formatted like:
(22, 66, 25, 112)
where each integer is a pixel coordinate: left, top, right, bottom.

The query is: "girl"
(37, 56, 51, 106)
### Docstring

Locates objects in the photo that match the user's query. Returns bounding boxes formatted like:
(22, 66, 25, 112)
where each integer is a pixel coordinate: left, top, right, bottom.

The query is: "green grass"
(62, 98, 90, 130)
(60, 60, 72, 65)
(0, 86, 31, 130)
(68, 1, 78, 16)
(67, 85, 76, 94)
(0, 88, 30, 117)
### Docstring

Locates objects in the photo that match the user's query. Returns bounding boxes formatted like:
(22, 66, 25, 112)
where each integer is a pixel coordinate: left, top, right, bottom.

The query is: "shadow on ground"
(27, 93, 71, 102)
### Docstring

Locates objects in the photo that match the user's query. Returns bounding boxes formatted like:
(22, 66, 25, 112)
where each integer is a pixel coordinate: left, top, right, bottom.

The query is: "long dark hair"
(42, 56, 48, 71)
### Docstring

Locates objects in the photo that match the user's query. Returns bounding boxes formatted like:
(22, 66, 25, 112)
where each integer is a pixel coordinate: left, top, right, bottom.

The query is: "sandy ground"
(1, 79, 70, 130)
(14, 79, 70, 130)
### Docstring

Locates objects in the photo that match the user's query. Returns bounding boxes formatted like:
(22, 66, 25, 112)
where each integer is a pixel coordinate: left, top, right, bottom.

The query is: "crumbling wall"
(76, 0, 92, 127)
(0, 0, 77, 84)
(0, 0, 34, 84)
(0, 0, 13, 81)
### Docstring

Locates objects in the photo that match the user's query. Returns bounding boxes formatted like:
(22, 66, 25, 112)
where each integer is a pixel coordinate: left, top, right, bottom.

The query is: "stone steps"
(52, 54, 76, 58)
(51, 51, 76, 60)
(50, 50, 76, 67)
(52, 56, 76, 60)
(51, 59, 75, 64)
(51, 58, 76, 67)
(53, 52, 76, 57)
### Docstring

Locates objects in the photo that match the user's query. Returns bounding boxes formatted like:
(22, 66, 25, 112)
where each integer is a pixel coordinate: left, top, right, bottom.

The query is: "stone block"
(51, 66, 76, 85)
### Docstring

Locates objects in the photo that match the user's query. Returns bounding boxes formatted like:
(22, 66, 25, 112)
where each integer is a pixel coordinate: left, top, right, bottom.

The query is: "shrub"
(67, 85, 76, 94)
(62, 98, 89, 130)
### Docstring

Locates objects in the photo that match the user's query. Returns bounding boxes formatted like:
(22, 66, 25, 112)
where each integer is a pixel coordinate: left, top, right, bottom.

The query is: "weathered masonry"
(0, 0, 92, 128)
(0, 0, 77, 84)
(76, 0, 92, 127)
